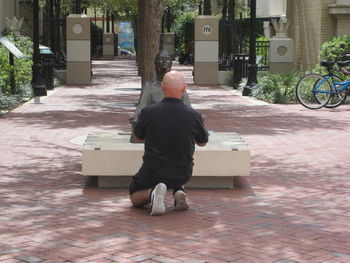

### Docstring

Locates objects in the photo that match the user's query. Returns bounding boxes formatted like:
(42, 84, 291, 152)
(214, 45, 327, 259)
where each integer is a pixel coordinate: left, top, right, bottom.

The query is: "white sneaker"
(150, 183, 167, 216)
(173, 190, 188, 211)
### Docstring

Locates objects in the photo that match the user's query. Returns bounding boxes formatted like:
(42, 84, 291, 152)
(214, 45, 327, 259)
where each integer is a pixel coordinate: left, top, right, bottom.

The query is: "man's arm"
(133, 81, 153, 122)
(133, 109, 147, 142)
(194, 112, 209, 147)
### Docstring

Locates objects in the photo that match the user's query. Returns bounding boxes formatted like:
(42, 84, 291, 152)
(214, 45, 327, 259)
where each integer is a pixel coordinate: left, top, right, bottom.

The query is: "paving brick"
(15, 255, 43, 263)
(1, 58, 350, 263)
(273, 260, 297, 263)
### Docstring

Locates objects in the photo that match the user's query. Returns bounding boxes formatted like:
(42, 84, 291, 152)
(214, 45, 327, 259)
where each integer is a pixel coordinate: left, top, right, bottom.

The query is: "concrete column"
(269, 17, 294, 74)
(161, 32, 175, 59)
(66, 14, 91, 84)
(194, 16, 219, 85)
(103, 33, 115, 60)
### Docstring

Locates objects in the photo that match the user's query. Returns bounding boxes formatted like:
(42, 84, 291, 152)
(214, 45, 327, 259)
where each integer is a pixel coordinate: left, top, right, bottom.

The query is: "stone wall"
(287, 0, 337, 71)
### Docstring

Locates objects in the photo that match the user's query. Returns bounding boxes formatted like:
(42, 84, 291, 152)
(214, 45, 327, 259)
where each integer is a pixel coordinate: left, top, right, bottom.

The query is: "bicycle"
(296, 54, 350, 109)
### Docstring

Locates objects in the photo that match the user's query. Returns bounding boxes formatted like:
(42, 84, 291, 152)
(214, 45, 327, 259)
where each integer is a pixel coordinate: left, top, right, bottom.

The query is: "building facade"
(287, 0, 350, 71)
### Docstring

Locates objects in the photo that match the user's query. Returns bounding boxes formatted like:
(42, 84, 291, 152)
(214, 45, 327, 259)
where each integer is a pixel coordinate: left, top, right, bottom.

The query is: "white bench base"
(82, 132, 250, 188)
(97, 176, 237, 189)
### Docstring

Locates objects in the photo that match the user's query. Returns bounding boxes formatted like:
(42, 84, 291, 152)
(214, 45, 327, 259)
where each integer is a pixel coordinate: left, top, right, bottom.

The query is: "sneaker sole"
(150, 183, 167, 216)
(174, 192, 188, 211)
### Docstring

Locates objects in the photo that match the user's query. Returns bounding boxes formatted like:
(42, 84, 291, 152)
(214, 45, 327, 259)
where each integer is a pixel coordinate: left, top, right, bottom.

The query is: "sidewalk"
(1, 58, 350, 263)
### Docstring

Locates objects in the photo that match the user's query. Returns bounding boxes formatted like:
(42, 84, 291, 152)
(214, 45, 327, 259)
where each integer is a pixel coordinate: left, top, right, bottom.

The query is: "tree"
(203, 0, 211, 15)
(222, 0, 228, 20)
(137, 0, 164, 85)
(228, 0, 235, 21)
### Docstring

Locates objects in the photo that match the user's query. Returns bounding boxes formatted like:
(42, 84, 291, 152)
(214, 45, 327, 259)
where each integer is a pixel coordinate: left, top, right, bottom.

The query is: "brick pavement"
(0, 58, 350, 263)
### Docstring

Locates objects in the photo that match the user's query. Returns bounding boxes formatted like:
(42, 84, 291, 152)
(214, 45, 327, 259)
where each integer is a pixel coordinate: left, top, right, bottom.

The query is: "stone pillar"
(103, 33, 115, 60)
(194, 16, 219, 85)
(5, 17, 24, 37)
(269, 16, 294, 74)
(263, 21, 273, 39)
(161, 32, 175, 59)
(328, 0, 350, 36)
(66, 14, 91, 84)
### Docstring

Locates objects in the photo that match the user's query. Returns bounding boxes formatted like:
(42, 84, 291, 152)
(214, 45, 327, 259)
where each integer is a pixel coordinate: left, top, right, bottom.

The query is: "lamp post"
(32, 0, 47, 101)
(242, 0, 258, 96)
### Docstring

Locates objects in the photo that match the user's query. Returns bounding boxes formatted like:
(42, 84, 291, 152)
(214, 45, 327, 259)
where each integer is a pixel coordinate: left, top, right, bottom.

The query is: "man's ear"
(182, 83, 187, 93)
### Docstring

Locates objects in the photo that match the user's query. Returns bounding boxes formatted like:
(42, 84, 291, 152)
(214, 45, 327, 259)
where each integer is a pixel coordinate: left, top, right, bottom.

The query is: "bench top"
(83, 132, 249, 152)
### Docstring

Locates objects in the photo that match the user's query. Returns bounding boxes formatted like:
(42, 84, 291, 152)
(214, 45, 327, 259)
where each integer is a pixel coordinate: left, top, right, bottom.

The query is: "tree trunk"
(131, 14, 138, 57)
(222, 0, 228, 20)
(203, 0, 211, 15)
(228, 0, 235, 21)
(137, 1, 145, 77)
(137, 0, 164, 86)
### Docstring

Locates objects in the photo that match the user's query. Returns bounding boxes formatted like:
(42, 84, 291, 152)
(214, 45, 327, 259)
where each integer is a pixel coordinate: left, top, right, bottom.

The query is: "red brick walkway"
(1, 58, 350, 263)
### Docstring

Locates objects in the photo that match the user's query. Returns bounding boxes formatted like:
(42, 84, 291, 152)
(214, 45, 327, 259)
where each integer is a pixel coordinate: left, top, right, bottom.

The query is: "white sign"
(72, 23, 83, 34)
(202, 24, 213, 35)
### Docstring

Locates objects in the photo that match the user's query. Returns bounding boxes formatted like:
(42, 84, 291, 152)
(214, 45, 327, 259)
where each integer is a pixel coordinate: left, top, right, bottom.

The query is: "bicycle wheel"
(296, 74, 331, 109)
(323, 75, 347, 108)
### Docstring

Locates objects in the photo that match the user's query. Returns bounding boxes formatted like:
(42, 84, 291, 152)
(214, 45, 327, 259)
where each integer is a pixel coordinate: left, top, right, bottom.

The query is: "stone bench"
(82, 132, 250, 188)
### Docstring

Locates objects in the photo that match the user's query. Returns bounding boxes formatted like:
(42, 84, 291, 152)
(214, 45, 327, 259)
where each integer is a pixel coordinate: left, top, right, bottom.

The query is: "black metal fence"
(219, 40, 270, 72)
(218, 17, 270, 72)
(242, 40, 270, 71)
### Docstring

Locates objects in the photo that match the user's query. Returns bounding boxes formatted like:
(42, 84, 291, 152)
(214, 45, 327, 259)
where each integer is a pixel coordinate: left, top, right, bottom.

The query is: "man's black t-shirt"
(133, 97, 208, 187)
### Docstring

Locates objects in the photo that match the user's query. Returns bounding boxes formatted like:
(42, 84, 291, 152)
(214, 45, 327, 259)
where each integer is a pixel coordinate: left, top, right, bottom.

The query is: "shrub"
(252, 71, 301, 104)
(174, 12, 196, 58)
(0, 33, 33, 111)
(319, 35, 350, 62)
(91, 22, 103, 58)
(314, 35, 350, 79)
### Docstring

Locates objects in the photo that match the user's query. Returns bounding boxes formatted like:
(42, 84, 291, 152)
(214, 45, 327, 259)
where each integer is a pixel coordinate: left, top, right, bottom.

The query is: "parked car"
(120, 48, 132, 56)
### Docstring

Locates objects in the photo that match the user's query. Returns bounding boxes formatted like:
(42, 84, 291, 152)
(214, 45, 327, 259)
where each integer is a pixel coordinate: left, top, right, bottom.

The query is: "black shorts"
(128, 176, 190, 195)
(128, 178, 151, 195)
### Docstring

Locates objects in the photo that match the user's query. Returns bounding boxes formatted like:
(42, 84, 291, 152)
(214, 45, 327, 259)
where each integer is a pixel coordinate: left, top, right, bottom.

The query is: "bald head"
(161, 70, 186, 99)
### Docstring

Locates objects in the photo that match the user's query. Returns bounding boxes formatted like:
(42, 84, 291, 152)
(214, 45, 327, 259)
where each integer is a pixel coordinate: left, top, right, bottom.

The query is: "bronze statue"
(130, 50, 191, 142)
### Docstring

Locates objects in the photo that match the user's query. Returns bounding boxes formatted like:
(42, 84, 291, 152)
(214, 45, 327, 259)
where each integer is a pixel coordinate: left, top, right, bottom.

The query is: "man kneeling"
(129, 70, 208, 215)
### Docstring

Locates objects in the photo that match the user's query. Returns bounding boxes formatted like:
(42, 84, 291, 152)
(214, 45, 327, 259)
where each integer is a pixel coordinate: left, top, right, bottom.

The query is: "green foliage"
(319, 35, 350, 62)
(91, 22, 103, 58)
(252, 71, 301, 104)
(257, 36, 269, 42)
(174, 11, 196, 57)
(165, 0, 197, 8)
(0, 33, 33, 111)
(315, 35, 350, 79)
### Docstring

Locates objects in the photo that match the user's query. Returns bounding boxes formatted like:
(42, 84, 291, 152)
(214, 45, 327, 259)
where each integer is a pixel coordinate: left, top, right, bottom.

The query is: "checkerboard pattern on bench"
(82, 132, 250, 188)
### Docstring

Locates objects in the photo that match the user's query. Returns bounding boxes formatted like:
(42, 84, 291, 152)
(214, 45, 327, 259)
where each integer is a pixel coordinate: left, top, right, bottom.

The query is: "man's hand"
(196, 142, 207, 147)
(133, 133, 145, 143)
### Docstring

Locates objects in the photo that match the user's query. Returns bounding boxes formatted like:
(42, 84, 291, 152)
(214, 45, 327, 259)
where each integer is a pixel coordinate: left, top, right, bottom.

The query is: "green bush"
(91, 22, 103, 58)
(319, 35, 350, 62)
(0, 33, 33, 111)
(174, 12, 196, 57)
(252, 71, 301, 104)
(313, 35, 350, 79)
